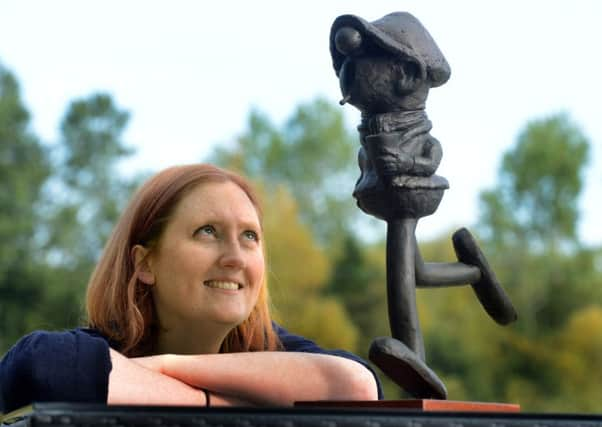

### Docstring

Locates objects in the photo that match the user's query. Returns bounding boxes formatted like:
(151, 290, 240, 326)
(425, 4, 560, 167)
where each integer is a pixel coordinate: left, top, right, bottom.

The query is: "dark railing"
(4, 403, 602, 427)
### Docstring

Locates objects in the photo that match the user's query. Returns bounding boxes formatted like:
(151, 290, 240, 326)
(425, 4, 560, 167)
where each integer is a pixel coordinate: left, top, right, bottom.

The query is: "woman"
(0, 164, 381, 412)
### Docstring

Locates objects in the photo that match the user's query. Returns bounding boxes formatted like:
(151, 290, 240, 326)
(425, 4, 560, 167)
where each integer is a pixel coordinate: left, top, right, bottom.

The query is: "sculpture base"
(295, 399, 520, 412)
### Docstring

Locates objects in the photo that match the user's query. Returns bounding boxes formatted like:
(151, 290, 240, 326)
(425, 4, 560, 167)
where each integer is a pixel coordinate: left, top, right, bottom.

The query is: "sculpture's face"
(334, 26, 429, 114)
(340, 55, 405, 114)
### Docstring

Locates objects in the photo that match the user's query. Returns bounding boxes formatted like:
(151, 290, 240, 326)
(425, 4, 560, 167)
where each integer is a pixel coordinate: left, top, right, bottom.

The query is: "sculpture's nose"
(338, 57, 354, 105)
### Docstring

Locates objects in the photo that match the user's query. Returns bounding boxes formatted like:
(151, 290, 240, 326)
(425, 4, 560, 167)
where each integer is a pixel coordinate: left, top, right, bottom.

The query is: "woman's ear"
(131, 244, 155, 285)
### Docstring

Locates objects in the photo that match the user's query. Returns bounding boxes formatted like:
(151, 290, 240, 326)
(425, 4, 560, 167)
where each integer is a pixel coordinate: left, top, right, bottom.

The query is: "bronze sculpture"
(330, 12, 518, 399)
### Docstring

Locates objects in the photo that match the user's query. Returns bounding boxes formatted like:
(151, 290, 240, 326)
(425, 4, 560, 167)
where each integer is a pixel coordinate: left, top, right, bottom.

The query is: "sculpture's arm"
(411, 136, 443, 176)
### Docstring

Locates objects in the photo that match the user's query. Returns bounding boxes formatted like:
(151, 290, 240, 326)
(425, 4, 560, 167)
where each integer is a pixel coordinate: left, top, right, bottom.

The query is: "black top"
(0, 325, 382, 413)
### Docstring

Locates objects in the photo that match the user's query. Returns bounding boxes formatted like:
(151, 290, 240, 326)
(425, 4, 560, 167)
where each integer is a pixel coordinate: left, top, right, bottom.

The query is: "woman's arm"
(108, 349, 254, 406)
(0, 329, 254, 410)
(134, 352, 378, 406)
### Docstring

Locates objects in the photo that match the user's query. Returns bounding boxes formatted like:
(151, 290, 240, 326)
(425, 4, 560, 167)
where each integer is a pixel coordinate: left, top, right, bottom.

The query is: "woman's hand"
(108, 350, 205, 406)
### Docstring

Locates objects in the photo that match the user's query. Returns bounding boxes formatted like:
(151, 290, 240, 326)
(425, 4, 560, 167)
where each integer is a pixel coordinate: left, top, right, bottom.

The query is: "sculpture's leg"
(369, 218, 447, 400)
(412, 229, 517, 325)
(414, 238, 481, 288)
(452, 228, 518, 325)
(386, 219, 424, 358)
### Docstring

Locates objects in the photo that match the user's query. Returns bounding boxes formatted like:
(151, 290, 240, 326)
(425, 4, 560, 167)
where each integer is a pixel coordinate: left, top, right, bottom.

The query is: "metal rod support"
(386, 219, 425, 361)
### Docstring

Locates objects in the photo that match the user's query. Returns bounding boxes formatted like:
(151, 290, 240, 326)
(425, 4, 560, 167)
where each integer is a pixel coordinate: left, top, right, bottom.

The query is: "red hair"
(86, 163, 281, 356)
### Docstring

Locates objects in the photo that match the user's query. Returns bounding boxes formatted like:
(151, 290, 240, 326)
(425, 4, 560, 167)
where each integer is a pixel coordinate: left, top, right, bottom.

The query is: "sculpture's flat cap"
(330, 12, 451, 87)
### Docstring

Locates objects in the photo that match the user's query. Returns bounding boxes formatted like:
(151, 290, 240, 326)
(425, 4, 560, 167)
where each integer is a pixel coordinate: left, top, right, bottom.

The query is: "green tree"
(43, 93, 139, 267)
(324, 234, 387, 355)
(478, 113, 597, 335)
(37, 93, 140, 330)
(479, 113, 589, 251)
(0, 63, 52, 350)
(0, 89, 141, 354)
(498, 303, 602, 412)
(211, 97, 361, 247)
(471, 112, 602, 411)
(261, 185, 358, 350)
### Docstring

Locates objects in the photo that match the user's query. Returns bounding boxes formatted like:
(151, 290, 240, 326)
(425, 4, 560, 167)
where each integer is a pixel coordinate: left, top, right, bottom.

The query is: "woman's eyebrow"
(189, 214, 260, 230)
(237, 219, 262, 231)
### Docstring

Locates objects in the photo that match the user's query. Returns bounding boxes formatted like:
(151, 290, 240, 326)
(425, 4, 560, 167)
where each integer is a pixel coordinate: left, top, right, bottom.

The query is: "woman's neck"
(155, 322, 230, 355)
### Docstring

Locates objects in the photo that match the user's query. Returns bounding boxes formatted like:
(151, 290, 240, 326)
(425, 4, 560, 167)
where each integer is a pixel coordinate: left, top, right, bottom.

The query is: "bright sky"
(1, 0, 600, 245)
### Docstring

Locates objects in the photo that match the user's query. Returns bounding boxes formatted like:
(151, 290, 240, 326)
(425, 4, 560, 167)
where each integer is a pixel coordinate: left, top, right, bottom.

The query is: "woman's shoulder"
(1, 328, 107, 366)
(273, 322, 364, 359)
(6, 328, 107, 349)
(0, 328, 112, 413)
(2, 328, 110, 364)
(273, 322, 317, 352)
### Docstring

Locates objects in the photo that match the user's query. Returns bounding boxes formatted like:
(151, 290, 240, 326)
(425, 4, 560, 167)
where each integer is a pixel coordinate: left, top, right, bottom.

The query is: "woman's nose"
(219, 239, 245, 269)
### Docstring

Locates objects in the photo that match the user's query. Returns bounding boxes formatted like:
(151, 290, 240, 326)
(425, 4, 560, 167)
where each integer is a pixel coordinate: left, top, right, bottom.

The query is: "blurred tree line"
(0, 62, 141, 350)
(1, 60, 601, 412)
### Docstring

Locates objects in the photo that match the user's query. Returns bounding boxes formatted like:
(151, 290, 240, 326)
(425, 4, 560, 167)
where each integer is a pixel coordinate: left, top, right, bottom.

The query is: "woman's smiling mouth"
(203, 280, 242, 290)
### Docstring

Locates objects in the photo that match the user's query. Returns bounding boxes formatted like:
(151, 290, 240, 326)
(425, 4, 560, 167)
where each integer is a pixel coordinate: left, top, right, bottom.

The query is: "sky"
(1, 0, 600, 244)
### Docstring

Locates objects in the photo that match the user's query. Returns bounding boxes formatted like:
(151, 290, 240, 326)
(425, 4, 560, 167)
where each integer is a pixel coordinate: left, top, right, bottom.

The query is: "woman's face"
(147, 180, 265, 332)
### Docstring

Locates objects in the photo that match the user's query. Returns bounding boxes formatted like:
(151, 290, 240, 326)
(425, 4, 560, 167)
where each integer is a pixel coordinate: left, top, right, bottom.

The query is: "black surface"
(4, 403, 602, 427)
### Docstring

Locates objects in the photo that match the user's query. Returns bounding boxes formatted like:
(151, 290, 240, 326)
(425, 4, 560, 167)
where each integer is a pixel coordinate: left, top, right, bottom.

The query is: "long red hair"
(86, 163, 281, 356)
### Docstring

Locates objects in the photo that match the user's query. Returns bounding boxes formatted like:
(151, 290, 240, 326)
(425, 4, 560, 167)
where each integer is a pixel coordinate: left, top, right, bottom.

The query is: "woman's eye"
(243, 230, 259, 242)
(196, 225, 216, 236)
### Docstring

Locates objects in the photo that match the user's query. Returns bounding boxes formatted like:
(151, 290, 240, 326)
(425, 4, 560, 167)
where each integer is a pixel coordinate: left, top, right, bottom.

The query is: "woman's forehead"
(174, 180, 260, 224)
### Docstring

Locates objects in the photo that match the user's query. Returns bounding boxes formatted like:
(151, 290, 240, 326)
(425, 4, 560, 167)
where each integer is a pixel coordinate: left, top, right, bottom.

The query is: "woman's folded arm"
(109, 349, 254, 407)
(134, 351, 378, 406)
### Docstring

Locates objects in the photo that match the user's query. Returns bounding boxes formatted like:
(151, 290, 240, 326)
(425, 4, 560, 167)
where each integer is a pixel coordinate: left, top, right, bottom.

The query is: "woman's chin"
(206, 309, 252, 329)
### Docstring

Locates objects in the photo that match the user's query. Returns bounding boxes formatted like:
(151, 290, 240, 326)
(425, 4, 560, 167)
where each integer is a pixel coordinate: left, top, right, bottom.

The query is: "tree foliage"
(211, 98, 361, 246)
(260, 185, 358, 350)
(0, 63, 52, 350)
(0, 62, 138, 351)
(43, 93, 139, 267)
(468, 112, 602, 410)
(479, 113, 589, 251)
(324, 234, 388, 355)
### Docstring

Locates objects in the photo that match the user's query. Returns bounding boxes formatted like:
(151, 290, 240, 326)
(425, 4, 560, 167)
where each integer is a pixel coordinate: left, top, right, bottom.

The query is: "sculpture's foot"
(369, 337, 447, 400)
(452, 228, 518, 325)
